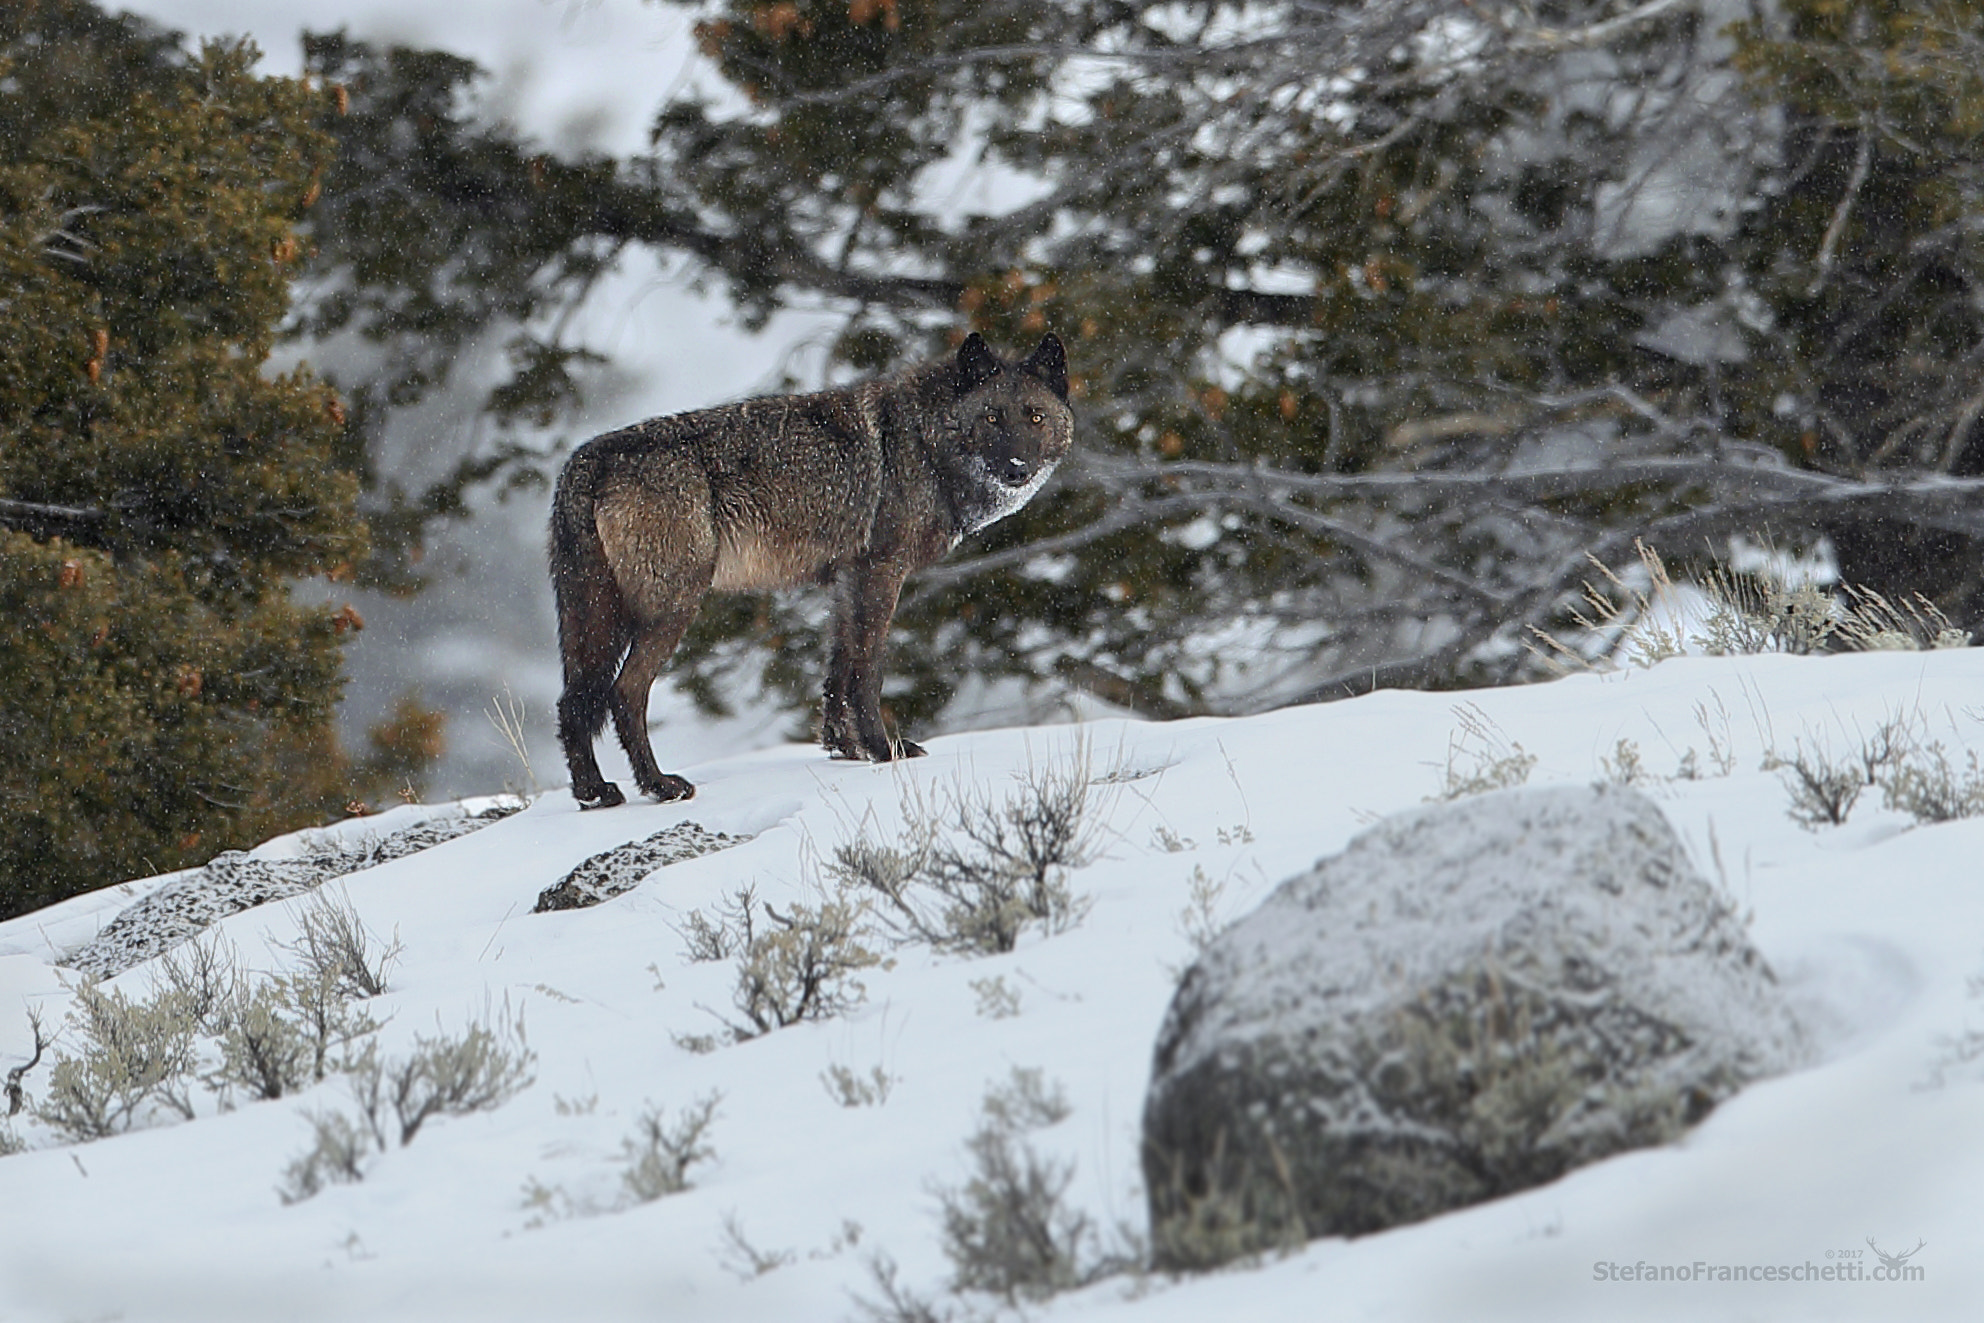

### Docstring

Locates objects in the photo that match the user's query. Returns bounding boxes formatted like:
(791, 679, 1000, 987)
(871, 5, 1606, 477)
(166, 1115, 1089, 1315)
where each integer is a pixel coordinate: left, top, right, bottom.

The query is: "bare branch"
(1507, 0, 1693, 52)
(0, 497, 108, 541)
(905, 491, 1210, 596)
(1079, 452, 1984, 540)
(5, 1009, 48, 1117)
(1808, 121, 1873, 298)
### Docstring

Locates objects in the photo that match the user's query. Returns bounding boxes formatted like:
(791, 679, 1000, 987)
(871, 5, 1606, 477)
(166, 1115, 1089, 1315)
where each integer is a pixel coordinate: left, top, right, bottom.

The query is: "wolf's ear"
(955, 332, 1002, 392)
(1020, 333, 1068, 401)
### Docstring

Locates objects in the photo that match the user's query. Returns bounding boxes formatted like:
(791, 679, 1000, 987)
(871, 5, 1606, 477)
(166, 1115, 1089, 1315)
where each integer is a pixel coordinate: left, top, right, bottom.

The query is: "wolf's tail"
(549, 441, 632, 752)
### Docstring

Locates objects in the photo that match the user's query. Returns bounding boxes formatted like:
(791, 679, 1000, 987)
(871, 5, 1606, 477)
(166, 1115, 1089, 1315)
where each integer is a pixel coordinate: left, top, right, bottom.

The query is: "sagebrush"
(683, 885, 880, 1042)
(36, 983, 199, 1141)
(1532, 542, 1974, 675)
(830, 748, 1105, 955)
(280, 1009, 534, 1201)
(620, 1092, 720, 1202)
(935, 1069, 1125, 1305)
(1429, 704, 1535, 801)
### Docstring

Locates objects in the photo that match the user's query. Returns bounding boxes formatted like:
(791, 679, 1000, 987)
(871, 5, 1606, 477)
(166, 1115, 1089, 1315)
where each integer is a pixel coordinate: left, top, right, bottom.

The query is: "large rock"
(1141, 784, 1804, 1269)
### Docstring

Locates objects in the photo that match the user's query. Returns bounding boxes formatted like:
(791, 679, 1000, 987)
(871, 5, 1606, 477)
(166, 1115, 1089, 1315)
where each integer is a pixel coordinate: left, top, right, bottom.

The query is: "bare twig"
(5, 1008, 49, 1117)
(1808, 122, 1874, 297)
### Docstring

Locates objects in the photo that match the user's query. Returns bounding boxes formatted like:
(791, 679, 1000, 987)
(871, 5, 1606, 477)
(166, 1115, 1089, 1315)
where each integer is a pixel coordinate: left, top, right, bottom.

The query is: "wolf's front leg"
(823, 559, 924, 762)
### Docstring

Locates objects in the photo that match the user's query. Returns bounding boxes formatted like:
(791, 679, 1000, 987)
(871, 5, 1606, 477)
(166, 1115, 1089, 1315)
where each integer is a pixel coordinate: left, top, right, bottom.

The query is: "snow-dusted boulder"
(531, 823, 749, 912)
(1141, 784, 1803, 1268)
(62, 804, 521, 980)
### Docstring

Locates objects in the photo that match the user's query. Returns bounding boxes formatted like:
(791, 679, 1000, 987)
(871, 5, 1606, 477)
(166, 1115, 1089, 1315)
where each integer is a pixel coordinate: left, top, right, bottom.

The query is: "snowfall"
(1, 647, 1980, 1322)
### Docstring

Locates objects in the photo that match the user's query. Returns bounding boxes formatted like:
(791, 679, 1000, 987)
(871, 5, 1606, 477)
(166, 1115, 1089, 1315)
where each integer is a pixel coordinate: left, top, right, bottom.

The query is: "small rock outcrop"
(1141, 784, 1803, 1269)
(64, 804, 522, 980)
(532, 823, 749, 912)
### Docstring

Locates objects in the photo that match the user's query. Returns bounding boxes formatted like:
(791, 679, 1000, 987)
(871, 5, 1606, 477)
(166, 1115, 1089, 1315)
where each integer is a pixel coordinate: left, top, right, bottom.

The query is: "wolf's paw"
(852, 733, 921, 762)
(641, 773, 696, 802)
(576, 781, 626, 809)
(821, 726, 865, 760)
(820, 715, 917, 763)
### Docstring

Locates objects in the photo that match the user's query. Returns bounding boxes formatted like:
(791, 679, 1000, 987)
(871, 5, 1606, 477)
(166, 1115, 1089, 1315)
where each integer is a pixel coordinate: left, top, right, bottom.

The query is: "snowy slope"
(1, 651, 1980, 1321)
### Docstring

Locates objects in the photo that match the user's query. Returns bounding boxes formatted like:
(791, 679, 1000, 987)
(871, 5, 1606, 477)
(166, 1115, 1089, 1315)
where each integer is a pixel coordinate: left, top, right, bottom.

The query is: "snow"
(0, 649, 1979, 1320)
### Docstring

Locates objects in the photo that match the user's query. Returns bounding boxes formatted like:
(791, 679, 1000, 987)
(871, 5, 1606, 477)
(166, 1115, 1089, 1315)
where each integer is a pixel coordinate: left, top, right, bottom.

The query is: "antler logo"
(1867, 1236, 1927, 1273)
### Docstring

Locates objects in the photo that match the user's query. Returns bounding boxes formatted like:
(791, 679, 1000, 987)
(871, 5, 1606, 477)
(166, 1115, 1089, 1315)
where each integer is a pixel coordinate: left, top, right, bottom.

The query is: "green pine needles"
(0, 5, 427, 917)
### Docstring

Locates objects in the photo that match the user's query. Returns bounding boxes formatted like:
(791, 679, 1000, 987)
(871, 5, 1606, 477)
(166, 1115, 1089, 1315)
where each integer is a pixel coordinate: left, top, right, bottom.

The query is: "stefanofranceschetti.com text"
(1594, 1254, 1924, 1284)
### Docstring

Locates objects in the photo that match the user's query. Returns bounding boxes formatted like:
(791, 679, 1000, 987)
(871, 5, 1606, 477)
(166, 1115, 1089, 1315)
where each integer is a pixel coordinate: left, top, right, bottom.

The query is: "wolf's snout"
(1002, 455, 1033, 485)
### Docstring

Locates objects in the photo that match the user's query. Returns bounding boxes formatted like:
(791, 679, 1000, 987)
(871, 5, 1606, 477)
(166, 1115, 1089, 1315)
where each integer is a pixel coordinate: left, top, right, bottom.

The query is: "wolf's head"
(943, 332, 1074, 535)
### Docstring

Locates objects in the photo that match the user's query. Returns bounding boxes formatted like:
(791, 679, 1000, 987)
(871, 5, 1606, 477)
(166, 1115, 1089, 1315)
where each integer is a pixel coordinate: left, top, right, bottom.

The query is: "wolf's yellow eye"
(986, 410, 1000, 424)
(1029, 411, 1043, 425)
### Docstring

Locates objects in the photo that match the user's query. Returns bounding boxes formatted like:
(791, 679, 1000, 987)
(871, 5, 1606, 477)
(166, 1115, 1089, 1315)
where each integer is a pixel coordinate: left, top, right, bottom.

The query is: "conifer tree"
(0, 3, 427, 918)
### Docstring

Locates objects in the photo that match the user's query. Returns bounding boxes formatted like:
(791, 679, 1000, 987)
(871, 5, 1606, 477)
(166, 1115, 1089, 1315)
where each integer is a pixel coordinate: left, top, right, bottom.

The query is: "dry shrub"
(832, 747, 1105, 955)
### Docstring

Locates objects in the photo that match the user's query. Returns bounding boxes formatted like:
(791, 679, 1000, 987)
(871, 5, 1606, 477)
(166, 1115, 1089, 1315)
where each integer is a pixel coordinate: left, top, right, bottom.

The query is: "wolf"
(549, 332, 1073, 807)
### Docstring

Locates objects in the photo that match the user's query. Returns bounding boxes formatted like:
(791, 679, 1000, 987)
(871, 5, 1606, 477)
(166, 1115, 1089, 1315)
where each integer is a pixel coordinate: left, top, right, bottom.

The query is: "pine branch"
(0, 498, 108, 541)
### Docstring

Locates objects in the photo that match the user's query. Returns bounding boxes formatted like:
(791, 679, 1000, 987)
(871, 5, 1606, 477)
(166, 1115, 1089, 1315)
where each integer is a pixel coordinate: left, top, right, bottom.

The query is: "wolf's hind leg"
(610, 608, 700, 801)
(595, 468, 716, 802)
(555, 578, 630, 808)
(559, 686, 625, 808)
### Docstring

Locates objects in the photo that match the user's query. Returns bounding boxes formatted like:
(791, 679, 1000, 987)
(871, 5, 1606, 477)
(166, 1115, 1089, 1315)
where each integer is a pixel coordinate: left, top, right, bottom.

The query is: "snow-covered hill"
(1, 652, 1978, 1321)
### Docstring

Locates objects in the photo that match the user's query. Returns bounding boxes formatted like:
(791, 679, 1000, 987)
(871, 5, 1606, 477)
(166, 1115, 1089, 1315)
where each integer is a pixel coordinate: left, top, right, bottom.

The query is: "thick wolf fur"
(549, 332, 1073, 807)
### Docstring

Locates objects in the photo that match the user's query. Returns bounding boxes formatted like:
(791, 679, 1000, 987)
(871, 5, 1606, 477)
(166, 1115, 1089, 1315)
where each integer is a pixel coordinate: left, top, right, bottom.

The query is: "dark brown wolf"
(549, 332, 1073, 807)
